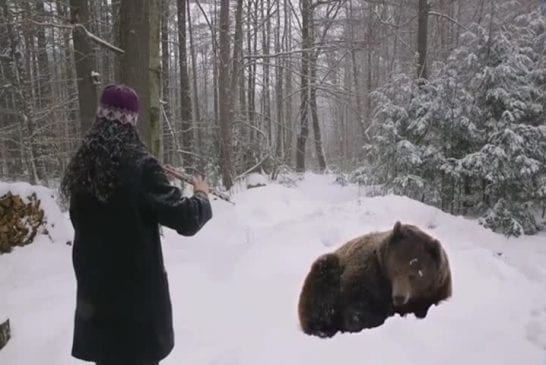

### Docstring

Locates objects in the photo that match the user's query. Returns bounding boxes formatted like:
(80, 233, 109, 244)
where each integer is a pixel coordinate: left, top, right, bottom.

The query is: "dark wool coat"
(69, 154, 212, 362)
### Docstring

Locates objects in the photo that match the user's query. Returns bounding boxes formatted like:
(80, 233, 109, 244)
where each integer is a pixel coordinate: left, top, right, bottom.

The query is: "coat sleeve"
(141, 156, 212, 236)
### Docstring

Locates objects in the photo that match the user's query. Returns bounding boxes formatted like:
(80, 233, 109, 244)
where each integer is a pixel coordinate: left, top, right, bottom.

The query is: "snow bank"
(0, 173, 545, 364)
(245, 172, 268, 189)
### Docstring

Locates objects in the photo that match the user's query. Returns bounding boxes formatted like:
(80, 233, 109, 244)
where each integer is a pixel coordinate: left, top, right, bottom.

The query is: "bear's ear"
(392, 221, 403, 238)
(425, 239, 441, 261)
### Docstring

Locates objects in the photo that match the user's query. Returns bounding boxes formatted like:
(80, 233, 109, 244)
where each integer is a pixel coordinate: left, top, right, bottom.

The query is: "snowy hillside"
(1, 174, 546, 365)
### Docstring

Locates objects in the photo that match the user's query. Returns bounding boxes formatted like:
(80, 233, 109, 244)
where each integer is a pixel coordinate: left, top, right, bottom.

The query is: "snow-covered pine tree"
(361, 3, 546, 237)
(459, 8, 546, 236)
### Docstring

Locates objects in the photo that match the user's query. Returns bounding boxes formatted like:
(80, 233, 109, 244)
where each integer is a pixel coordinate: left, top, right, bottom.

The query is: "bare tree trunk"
(417, 0, 429, 79)
(69, 0, 98, 138)
(348, 0, 366, 138)
(177, 0, 194, 171)
(0, 26, 11, 176)
(237, 0, 246, 124)
(251, 0, 258, 145)
(389, 6, 400, 75)
(119, 0, 162, 157)
(23, 1, 49, 182)
(295, 0, 310, 172)
(36, 0, 57, 176)
(366, 5, 373, 121)
(202, 46, 209, 130)
(112, 0, 121, 81)
(453, 0, 460, 48)
(101, 0, 114, 81)
(218, 0, 233, 188)
(35, 0, 51, 110)
(230, 0, 245, 175)
(2, 1, 39, 183)
(187, 0, 203, 171)
(283, 0, 293, 165)
(262, 0, 272, 144)
(309, 12, 326, 172)
(342, 56, 351, 164)
(212, 6, 219, 129)
(246, 0, 258, 168)
(309, 55, 326, 172)
(161, 0, 175, 164)
(274, 0, 284, 161)
(58, 0, 80, 155)
(230, 0, 244, 113)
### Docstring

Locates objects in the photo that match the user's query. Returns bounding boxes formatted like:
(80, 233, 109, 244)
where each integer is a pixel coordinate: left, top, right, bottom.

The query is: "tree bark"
(283, 0, 293, 165)
(118, 0, 162, 157)
(57, 0, 80, 155)
(348, 0, 366, 138)
(218, 0, 233, 188)
(187, 0, 202, 171)
(231, 0, 244, 113)
(69, 0, 98, 138)
(417, 0, 429, 79)
(177, 0, 194, 171)
(296, 0, 311, 172)
(23, 1, 48, 181)
(366, 5, 373, 120)
(274, 0, 284, 161)
(248, 0, 258, 152)
(2, 1, 39, 183)
(262, 0, 272, 144)
(112, 0, 121, 81)
(309, 8, 326, 172)
(161, 0, 174, 164)
(212, 5, 219, 128)
(35, 0, 51, 110)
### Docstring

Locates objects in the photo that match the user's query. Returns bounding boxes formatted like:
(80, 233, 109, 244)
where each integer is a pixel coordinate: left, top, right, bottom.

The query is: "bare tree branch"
(29, 20, 124, 54)
(429, 11, 470, 31)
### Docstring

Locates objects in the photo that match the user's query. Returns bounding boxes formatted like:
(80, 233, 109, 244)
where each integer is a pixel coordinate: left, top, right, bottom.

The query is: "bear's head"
(382, 221, 450, 315)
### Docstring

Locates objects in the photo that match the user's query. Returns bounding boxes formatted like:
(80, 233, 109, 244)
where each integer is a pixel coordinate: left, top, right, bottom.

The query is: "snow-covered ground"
(1, 173, 546, 365)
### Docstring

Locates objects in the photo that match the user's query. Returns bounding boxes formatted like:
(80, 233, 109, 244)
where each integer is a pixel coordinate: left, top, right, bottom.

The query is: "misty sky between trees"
(0, 0, 545, 237)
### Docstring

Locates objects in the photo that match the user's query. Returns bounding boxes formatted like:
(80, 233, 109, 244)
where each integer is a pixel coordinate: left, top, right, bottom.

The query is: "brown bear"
(297, 221, 452, 338)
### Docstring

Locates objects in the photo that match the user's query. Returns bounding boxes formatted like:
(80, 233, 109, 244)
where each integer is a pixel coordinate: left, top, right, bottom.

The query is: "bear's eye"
(409, 269, 424, 281)
(409, 258, 423, 271)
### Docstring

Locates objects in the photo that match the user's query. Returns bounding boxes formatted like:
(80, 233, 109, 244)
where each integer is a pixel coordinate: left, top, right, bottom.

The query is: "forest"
(0, 0, 544, 237)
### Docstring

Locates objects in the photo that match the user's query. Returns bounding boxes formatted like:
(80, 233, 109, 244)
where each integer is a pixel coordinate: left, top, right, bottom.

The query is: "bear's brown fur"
(298, 221, 452, 338)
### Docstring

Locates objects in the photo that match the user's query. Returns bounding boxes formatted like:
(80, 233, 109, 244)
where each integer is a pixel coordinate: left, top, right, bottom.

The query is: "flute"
(162, 165, 235, 205)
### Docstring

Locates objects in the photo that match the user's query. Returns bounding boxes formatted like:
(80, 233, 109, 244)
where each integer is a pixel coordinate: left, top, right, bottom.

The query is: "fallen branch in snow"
(162, 165, 235, 205)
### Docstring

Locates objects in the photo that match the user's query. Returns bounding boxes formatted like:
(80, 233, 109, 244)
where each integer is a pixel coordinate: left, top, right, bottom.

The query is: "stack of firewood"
(0, 192, 45, 253)
(0, 319, 9, 351)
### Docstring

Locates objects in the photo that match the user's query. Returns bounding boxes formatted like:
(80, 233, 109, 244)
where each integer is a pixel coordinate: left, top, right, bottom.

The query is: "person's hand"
(192, 175, 209, 196)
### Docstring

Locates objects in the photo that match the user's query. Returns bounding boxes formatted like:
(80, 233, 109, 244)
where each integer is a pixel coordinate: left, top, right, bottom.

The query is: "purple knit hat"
(96, 84, 140, 126)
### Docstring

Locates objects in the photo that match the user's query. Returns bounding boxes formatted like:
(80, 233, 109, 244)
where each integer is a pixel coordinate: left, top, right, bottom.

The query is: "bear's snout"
(392, 294, 409, 306)
(391, 277, 411, 307)
(392, 295, 407, 307)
